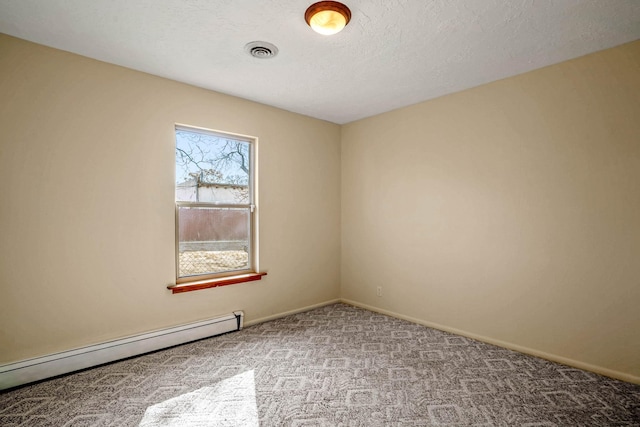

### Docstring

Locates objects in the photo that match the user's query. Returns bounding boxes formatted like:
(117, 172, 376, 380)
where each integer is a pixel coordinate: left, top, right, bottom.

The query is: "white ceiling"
(1, 0, 639, 124)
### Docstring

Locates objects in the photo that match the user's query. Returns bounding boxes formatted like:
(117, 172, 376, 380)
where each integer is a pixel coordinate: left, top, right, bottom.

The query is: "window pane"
(175, 129, 250, 203)
(177, 206, 250, 277)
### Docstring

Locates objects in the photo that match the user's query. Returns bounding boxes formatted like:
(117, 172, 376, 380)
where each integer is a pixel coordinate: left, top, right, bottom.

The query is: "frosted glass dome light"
(305, 2, 351, 35)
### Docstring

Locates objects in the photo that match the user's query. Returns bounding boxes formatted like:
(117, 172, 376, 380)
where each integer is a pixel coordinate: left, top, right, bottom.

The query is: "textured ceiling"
(1, 0, 639, 124)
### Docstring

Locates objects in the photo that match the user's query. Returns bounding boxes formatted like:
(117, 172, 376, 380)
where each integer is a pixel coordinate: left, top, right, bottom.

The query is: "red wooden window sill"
(168, 272, 267, 294)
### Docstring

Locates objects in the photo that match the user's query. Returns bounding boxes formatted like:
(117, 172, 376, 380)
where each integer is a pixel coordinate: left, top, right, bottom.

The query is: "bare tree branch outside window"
(175, 131, 250, 203)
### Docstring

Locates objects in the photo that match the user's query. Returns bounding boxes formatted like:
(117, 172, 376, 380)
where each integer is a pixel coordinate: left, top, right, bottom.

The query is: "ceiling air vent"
(245, 41, 279, 59)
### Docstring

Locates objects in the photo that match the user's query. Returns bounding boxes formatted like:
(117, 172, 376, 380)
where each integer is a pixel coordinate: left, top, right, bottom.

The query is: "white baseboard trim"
(244, 299, 341, 327)
(0, 299, 342, 391)
(340, 299, 640, 385)
(0, 311, 244, 391)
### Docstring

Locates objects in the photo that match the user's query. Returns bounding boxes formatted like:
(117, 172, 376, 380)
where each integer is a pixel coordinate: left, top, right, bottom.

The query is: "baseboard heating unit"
(0, 311, 244, 390)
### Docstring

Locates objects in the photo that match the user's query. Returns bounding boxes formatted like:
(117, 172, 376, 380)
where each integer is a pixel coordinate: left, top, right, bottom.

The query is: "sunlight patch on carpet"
(139, 370, 258, 426)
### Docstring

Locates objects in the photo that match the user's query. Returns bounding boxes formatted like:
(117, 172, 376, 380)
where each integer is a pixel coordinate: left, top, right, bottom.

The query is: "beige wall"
(341, 40, 640, 382)
(2, 32, 639, 383)
(0, 34, 341, 363)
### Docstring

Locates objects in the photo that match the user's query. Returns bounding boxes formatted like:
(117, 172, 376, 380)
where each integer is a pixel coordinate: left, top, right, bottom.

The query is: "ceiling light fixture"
(305, 1, 351, 35)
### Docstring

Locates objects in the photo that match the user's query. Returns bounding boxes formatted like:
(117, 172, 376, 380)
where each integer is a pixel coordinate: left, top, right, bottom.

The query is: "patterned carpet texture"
(1, 303, 639, 426)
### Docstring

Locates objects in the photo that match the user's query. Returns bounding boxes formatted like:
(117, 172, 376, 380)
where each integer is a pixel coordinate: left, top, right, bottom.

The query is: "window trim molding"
(174, 124, 261, 288)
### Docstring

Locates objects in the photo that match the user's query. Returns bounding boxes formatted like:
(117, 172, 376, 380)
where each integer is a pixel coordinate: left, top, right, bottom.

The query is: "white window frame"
(174, 124, 258, 284)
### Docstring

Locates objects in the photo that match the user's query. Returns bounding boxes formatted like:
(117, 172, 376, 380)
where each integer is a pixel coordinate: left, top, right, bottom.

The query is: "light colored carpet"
(1, 303, 638, 426)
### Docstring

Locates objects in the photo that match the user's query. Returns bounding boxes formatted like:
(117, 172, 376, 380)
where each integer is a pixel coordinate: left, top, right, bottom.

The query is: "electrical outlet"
(376, 286, 382, 297)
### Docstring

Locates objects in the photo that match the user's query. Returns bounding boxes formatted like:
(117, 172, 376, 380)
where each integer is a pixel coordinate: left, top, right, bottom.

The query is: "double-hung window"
(171, 125, 263, 292)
